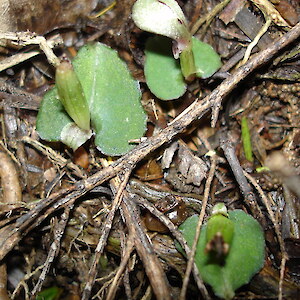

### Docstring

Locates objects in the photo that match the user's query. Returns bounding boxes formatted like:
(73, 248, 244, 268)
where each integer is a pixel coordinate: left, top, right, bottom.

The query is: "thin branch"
(243, 171, 288, 300)
(81, 171, 131, 300)
(132, 194, 207, 296)
(179, 154, 217, 300)
(121, 194, 172, 300)
(31, 202, 74, 296)
(106, 233, 135, 300)
(219, 129, 265, 221)
(0, 32, 61, 68)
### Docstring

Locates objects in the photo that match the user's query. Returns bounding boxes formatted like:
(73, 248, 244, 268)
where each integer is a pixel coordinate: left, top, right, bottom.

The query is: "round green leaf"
(179, 210, 265, 299)
(144, 36, 186, 100)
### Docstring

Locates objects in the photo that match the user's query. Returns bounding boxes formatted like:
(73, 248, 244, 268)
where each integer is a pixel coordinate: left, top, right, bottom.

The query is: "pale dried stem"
(243, 171, 288, 300)
(179, 154, 217, 300)
(106, 234, 135, 300)
(0, 32, 62, 70)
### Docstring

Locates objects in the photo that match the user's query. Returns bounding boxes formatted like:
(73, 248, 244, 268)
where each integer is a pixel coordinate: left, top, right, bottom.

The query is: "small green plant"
(55, 61, 91, 131)
(241, 116, 254, 162)
(36, 43, 147, 156)
(132, 0, 222, 100)
(178, 203, 265, 300)
(36, 286, 62, 300)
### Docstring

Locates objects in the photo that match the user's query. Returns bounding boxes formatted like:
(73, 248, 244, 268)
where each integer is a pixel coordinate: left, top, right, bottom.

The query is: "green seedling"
(241, 116, 254, 162)
(36, 286, 62, 300)
(36, 43, 147, 155)
(56, 61, 90, 131)
(132, 0, 221, 100)
(178, 204, 265, 300)
(205, 203, 234, 264)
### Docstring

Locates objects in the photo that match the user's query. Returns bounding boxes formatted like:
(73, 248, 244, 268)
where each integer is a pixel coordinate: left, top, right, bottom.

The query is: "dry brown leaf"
(161, 142, 208, 188)
(0, 0, 97, 34)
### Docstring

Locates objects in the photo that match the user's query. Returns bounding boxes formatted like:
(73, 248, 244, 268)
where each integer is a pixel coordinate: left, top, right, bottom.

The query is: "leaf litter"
(0, 0, 299, 299)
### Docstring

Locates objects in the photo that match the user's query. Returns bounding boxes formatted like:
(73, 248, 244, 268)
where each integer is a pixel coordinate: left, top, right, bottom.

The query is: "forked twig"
(82, 171, 131, 300)
(31, 202, 75, 297)
(106, 233, 135, 300)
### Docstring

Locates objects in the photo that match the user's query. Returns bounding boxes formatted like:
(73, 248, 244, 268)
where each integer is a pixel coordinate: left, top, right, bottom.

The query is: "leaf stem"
(180, 45, 196, 80)
(241, 116, 253, 162)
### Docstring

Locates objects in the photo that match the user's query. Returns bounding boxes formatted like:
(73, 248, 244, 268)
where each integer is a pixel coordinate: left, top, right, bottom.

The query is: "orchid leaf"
(72, 43, 147, 156)
(192, 37, 222, 78)
(144, 36, 186, 100)
(144, 36, 221, 100)
(37, 43, 147, 155)
(36, 88, 92, 150)
(179, 210, 265, 299)
(36, 286, 62, 300)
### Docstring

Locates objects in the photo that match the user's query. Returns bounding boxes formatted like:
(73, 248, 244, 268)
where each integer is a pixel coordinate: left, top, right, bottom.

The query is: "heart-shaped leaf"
(144, 36, 221, 100)
(179, 210, 265, 299)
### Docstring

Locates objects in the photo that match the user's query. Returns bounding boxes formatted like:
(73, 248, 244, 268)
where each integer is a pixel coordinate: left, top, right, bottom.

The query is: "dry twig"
(121, 194, 172, 300)
(243, 171, 288, 300)
(106, 233, 135, 300)
(131, 194, 207, 296)
(31, 202, 75, 297)
(179, 154, 217, 300)
(82, 171, 131, 300)
(219, 128, 265, 221)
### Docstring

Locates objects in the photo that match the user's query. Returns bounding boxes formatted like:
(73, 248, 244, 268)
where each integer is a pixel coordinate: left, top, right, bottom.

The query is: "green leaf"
(179, 210, 265, 300)
(241, 116, 254, 162)
(36, 88, 92, 150)
(36, 88, 72, 141)
(37, 43, 147, 155)
(72, 43, 147, 156)
(144, 36, 186, 100)
(192, 37, 222, 79)
(56, 61, 90, 131)
(36, 286, 62, 300)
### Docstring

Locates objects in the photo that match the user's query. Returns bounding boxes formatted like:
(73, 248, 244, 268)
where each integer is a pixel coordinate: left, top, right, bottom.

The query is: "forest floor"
(0, 0, 299, 299)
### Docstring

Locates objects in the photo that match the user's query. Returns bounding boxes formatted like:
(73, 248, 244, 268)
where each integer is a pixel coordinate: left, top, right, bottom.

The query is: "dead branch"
(121, 193, 172, 300)
(179, 155, 217, 300)
(106, 233, 135, 300)
(82, 171, 131, 300)
(131, 193, 208, 297)
(31, 202, 75, 297)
